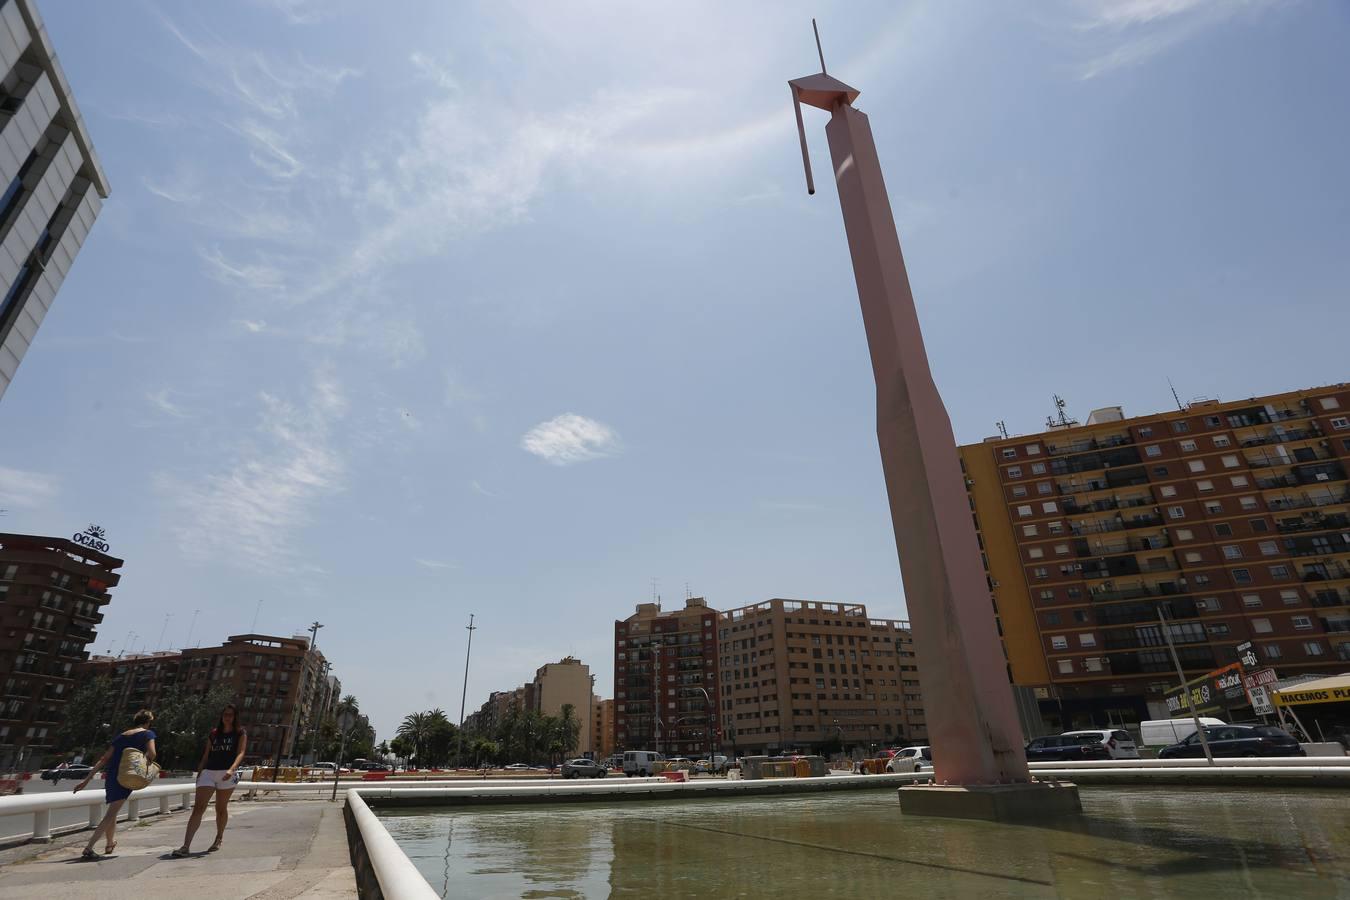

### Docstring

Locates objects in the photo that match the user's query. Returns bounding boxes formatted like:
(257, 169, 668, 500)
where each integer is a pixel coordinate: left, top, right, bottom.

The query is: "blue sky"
(1, 0, 1347, 740)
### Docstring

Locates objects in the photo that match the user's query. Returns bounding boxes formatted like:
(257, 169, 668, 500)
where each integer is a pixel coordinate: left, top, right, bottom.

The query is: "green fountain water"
(377, 786, 1349, 897)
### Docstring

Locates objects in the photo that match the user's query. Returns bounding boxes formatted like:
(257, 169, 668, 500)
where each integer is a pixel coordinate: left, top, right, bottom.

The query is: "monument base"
(898, 781, 1081, 822)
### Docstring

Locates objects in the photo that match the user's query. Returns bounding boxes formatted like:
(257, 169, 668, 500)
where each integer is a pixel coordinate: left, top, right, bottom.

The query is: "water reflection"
(377, 788, 1350, 898)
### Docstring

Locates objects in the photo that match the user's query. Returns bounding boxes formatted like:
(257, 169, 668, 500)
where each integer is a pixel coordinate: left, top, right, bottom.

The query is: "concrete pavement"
(0, 797, 357, 899)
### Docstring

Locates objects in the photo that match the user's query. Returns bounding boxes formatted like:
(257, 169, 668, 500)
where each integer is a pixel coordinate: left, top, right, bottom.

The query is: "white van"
(623, 750, 664, 777)
(1140, 717, 1225, 747)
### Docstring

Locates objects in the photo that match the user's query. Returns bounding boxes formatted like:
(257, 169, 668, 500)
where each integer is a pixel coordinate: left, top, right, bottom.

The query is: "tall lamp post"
(457, 614, 477, 769)
(330, 708, 357, 802)
(693, 686, 715, 767)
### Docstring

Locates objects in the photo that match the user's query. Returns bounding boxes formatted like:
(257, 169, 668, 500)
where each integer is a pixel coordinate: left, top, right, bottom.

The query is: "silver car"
(561, 758, 608, 779)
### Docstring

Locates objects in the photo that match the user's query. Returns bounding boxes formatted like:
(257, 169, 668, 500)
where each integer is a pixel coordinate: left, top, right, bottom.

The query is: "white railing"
(0, 782, 197, 843)
(346, 789, 440, 900)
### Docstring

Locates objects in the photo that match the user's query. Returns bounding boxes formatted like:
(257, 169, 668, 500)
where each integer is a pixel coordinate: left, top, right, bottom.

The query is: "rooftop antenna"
(1053, 394, 1074, 427)
(1167, 378, 1185, 412)
(685, 582, 692, 600)
(996, 420, 1009, 440)
(308, 620, 325, 650)
(184, 609, 200, 647)
(250, 598, 264, 633)
(156, 612, 173, 651)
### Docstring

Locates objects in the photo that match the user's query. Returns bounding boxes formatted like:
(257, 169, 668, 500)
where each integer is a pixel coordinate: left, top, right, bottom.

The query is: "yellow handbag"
(117, 746, 160, 790)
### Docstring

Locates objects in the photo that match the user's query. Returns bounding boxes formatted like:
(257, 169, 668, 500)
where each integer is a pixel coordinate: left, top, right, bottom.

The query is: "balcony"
(1279, 513, 1350, 534)
(1071, 519, 1127, 536)
(1241, 427, 1321, 448)
(1302, 564, 1350, 583)
(1322, 619, 1350, 634)
(1258, 474, 1301, 490)
(1311, 590, 1350, 608)
(1123, 514, 1164, 530)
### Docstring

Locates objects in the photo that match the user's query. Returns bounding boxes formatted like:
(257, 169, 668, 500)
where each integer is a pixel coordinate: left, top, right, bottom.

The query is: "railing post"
(32, 808, 50, 842)
(181, 790, 192, 810)
(88, 801, 102, 828)
(126, 798, 140, 821)
(159, 794, 171, 815)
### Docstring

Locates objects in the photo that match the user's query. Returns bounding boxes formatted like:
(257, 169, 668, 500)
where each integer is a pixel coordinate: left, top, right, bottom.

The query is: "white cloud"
(148, 388, 188, 418)
(469, 480, 496, 497)
(414, 558, 458, 570)
(156, 372, 346, 573)
(238, 319, 268, 333)
(0, 466, 59, 509)
(521, 413, 622, 466)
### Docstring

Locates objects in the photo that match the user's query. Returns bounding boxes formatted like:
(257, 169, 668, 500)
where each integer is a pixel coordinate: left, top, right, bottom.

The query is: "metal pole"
(457, 614, 477, 768)
(272, 725, 286, 782)
(331, 730, 347, 802)
(1158, 606, 1214, 764)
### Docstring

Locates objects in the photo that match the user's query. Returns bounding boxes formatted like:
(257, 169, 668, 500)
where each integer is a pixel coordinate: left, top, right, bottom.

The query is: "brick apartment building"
(718, 599, 925, 756)
(591, 695, 614, 760)
(0, 530, 120, 769)
(613, 597, 720, 758)
(960, 384, 1350, 730)
(81, 633, 336, 762)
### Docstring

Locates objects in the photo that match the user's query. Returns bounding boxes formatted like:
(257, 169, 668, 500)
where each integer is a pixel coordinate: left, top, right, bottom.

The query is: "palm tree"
(398, 712, 431, 765)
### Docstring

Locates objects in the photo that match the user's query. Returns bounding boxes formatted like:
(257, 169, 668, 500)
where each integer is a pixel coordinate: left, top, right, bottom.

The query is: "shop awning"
(1271, 673, 1350, 707)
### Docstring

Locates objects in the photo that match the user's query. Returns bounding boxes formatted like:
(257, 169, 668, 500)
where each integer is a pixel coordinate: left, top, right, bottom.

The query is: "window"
(1084, 657, 1103, 672)
(1055, 544, 1070, 556)
(1042, 501, 1058, 513)
(1028, 547, 1044, 559)
(1153, 466, 1169, 477)
(1206, 623, 1230, 636)
(1205, 501, 1223, 515)
(1304, 641, 1324, 656)
(1138, 426, 1153, 437)
(1017, 505, 1033, 518)
(1180, 440, 1197, 452)
(1280, 590, 1301, 605)
(1034, 567, 1048, 579)
(1173, 421, 1190, 433)
(1204, 416, 1222, 428)
(1175, 528, 1194, 541)
(1258, 541, 1279, 556)
(1078, 633, 1097, 648)
(1188, 460, 1207, 473)
(1269, 565, 1290, 579)
(1045, 611, 1061, 625)
(1008, 466, 1023, 479)
(1160, 485, 1178, 498)
(1145, 445, 1162, 458)
(1221, 455, 1240, 469)
(1194, 574, 1212, 586)
(1230, 475, 1249, 487)
(1025, 444, 1042, 455)
(1031, 462, 1047, 475)
(1168, 506, 1186, 519)
(1232, 568, 1253, 584)
(1039, 590, 1055, 601)
(1051, 636, 1068, 650)
(1184, 552, 1203, 563)
(1252, 618, 1273, 633)
(1319, 397, 1341, 410)
(1198, 596, 1221, 611)
(1196, 480, 1214, 493)
(1073, 609, 1089, 623)
(1242, 594, 1263, 608)
(1057, 659, 1074, 674)
(1264, 643, 1283, 659)
(1037, 482, 1053, 495)
(1212, 435, 1231, 448)
(1239, 496, 1259, 511)
(1012, 486, 1027, 497)
(1292, 615, 1313, 630)
(1331, 417, 1349, 431)
(1048, 521, 1065, 534)
(1249, 518, 1268, 533)
(1002, 448, 1017, 459)
(1023, 524, 1039, 537)
(1222, 545, 1243, 560)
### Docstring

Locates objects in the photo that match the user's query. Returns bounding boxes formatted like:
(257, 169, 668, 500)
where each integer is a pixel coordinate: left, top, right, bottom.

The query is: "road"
(0, 775, 197, 842)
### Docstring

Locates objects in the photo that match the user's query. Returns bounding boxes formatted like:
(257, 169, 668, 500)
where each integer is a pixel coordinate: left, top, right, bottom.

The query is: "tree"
(397, 712, 431, 765)
(388, 736, 413, 767)
(54, 676, 116, 757)
(154, 684, 236, 770)
(558, 704, 580, 758)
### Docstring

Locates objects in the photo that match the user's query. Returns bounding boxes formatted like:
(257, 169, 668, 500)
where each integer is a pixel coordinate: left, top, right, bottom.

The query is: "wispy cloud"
(469, 480, 497, 497)
(237, 319, 268, 333)
(148, 388, 189, 418)
(0, 466, 59, 509)
(142, 175, 200, 204)
(1065, 0, 1285, 78)
(253, 0, 340, 26)
(521, 413, 622, 466)
(156, 371, 346, 573)
(414, 558, 458, 570)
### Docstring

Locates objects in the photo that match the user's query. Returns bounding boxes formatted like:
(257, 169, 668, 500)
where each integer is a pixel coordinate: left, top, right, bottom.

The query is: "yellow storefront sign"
(1271, 674, 1350, 708)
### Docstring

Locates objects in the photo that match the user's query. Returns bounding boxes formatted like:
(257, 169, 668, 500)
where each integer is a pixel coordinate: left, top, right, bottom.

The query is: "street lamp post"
(457, 614, 477, 769)
(693, 686, 715, 767)
(331, 709, 357, 802)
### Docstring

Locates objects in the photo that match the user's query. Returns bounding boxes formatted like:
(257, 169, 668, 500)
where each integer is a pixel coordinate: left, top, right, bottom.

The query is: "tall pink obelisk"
(791, 27, 1078, 817)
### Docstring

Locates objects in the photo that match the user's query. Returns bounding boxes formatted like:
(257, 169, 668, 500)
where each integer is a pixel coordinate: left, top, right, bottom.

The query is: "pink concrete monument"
(791, 23, 1078, 819)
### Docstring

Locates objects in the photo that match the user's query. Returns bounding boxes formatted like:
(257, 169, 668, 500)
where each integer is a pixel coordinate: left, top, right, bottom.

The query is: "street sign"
(1235, 641, 1259, 669)
(1165, 662, 1247, 714)
(1247, 684, 1275, 716)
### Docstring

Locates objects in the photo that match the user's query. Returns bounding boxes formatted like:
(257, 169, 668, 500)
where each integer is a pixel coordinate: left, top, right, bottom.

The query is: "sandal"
(104, 841, 117, 855)
(207, 838, 222, 853)
(170, 846, 191, 858)
(80, 848, 101, 861)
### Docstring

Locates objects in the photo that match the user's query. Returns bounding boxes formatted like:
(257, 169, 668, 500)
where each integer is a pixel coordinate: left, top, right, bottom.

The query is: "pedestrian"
(72, 709, 157, 860)
(172, 703, 248, 857)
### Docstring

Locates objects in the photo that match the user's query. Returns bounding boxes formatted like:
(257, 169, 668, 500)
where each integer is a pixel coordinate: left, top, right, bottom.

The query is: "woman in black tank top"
(172, 704, 248, 857)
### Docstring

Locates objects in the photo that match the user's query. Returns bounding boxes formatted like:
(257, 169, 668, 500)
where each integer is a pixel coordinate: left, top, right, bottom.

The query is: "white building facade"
(0, 0, 108, 402)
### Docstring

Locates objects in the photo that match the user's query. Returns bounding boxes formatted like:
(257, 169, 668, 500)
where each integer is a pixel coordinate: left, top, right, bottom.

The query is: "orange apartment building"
(960, 384, 1350, 730)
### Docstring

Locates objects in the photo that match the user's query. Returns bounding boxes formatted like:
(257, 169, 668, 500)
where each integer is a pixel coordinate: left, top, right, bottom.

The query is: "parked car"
(504, 763, 532, 770)
(885, 746, 933, 773)
(561, 758, 608, 779)
(1060, 729, 1140, 760)
(1024, 734, 1113, 762)
(623, 750, 664, 777)
(40, 763, 93, 782)
(1159, 725, 1305, 759)
(1140, 717, 1225, 748)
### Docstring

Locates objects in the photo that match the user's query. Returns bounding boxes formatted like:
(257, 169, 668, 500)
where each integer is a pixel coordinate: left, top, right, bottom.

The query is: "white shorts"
(196, 769, 240, 790)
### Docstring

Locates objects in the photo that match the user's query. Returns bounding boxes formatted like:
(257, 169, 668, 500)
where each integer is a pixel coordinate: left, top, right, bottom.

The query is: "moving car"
(561, 758, 608, 779)
(623, 750, 664, 777)
(1159, 725, 1305, 759)
(1060, 729, 1140, 760)
(885, 746, 933, 773)
(1024, 734, 1113, 762)
(40, 763, 93, 782)
(503, 763, 532, 770)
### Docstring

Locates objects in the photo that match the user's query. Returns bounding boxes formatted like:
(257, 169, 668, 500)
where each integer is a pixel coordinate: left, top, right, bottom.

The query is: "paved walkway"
(0, 798, 356, 899)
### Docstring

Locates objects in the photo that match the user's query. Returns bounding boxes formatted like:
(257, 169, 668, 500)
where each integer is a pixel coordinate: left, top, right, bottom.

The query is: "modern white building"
(0, 0, 108, 402)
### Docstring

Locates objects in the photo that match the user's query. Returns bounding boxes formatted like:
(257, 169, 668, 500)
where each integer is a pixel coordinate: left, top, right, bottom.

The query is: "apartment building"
(591, 696, 614, 760)
(0, 0, 110, 402)
(81, 633, 333, 762)
(0, 529, 119, 768)
(534, 656, 593, 755)
(613, 597, 720, 758)
(960, 384, 1350, 730)
(718, 599, 925, 756)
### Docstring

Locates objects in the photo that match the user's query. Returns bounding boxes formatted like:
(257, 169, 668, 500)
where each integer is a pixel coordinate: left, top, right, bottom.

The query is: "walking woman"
(72, 709, 156, 860)
(173, 703, 247, 857)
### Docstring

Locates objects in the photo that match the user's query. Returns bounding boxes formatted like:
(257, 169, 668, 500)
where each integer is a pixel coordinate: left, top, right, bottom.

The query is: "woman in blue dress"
(72, 709, 157, 860)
